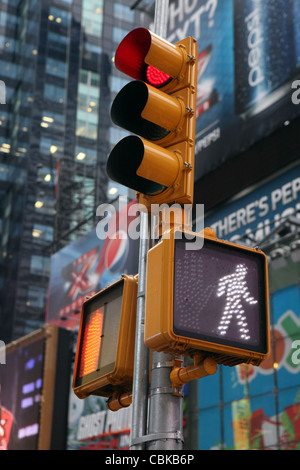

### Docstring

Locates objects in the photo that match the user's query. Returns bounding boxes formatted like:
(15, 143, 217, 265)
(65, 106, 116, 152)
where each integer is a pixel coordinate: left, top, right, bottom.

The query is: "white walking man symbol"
(216, 263, 258, 341)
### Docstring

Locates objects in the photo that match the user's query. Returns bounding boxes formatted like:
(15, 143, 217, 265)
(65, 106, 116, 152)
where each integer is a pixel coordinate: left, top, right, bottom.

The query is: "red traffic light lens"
(115, 28, 177, 89)
(79, 308, 103, 378)
(115, 28, 151, 81)
(146, 65, 171, 88)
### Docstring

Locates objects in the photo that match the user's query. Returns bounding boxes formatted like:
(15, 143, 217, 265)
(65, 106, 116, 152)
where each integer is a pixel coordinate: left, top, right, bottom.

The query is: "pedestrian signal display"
(73, 275, 138, 399)
(145, 229, 270, 366)
(106, 28, 198, 208)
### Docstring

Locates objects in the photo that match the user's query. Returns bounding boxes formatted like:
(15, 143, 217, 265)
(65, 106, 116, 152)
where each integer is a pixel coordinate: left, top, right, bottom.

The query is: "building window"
(41, 110, 65, 132)
(82, 0, 104, 37)
(113, 26, 129, 44)
(40, 137, 64, 158)
(82, 41, 102, 62)
(46, 57, 68, 79)
(44, 83, 66, 104)
(48, 7, 71, 28)
(32, 224, 54, 244)
(76, 70, 100, 140)
(114, 3, 135, 23)
(30, 255, 51, 276)
(27, 286, 47, 309)
(48, 32, 68, 55)
(75, 145, 97, 165)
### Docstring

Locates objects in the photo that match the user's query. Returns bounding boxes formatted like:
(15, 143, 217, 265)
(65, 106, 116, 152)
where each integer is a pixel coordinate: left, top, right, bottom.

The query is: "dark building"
(0, 0, 152, 343)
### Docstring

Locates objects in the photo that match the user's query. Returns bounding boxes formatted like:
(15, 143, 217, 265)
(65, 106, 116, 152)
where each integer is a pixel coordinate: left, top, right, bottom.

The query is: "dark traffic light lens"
(107, 136, 165, 195)
(111, 81, 170, 141)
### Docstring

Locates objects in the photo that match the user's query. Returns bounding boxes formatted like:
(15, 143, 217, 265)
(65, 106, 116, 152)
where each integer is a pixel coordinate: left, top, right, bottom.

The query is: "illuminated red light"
(115, 28, 151, 81)
(115, 28, 173, 88)
(79, 309, 103, 378)
(146, 65, 171, 88)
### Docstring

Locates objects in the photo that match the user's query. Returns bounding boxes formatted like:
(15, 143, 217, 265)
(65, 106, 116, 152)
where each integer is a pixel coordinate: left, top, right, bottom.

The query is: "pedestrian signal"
(145, 228, 270, 366)
(106, 28, 198, 208)
(73, 275, 138, 399)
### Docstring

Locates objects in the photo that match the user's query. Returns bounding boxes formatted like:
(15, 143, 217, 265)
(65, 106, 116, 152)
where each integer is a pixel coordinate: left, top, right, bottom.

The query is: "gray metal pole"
(130, 210, 150, 450)
(153, 0, 169, 37)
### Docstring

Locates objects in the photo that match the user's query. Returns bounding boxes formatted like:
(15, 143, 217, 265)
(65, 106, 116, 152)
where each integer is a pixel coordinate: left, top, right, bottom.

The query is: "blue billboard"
(197, 165, 300, 449)
(204, 163, 300, 244)
(166, 0, 300, 182)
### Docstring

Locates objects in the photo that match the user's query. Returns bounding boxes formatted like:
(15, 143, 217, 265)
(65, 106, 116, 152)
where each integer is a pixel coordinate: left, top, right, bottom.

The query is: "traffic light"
(73, 275, 138, 399)
(144, 228, 270, 366)
(106, 28, 198, 208)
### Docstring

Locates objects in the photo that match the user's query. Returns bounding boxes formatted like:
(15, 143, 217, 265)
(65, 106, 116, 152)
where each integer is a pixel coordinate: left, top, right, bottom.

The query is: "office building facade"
(0, 0, 151, 342)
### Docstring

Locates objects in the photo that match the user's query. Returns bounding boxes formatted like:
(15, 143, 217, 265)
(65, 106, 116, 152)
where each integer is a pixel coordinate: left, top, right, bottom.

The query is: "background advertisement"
(46, 200, 139, 449)
(0, 326, 72, 450)
(204, 163, 300, 246)
(67, 391, 131, 450)
(166, 0, 300, 182)
(0, 338, 44, 450)
(197, 165, 300, 449)
(198, 283, 300, 450)
(46, 199, 139, 329)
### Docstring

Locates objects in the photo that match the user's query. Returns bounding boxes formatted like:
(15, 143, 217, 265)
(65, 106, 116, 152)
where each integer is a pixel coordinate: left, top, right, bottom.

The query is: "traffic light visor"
(107, 135, 182, 196)
(73, 281, 123, 392)
(111, 81, 184, 141)
(173, 235, 269, 355)
(114, 28, 183, 88)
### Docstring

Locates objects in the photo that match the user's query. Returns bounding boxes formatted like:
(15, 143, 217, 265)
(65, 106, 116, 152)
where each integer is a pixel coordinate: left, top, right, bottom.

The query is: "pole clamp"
(131, 430, 184, 447)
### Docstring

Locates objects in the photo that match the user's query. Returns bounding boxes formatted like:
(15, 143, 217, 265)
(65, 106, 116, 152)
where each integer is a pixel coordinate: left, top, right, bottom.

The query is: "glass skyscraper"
(0, 0, 151, 342)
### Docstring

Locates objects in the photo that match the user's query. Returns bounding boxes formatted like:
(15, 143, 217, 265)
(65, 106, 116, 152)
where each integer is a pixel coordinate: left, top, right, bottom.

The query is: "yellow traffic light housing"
(145, 229, 270, 367)
(73, 275, 138, 399)
(107, 28, 198, 209)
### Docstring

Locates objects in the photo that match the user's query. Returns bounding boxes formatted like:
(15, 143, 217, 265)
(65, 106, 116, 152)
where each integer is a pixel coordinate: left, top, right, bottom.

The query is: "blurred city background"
(0, 0, 300, 451)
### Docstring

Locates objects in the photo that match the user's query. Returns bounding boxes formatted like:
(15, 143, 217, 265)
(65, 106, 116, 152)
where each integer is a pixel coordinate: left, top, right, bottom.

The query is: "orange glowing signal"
(79, 309, 104, 378)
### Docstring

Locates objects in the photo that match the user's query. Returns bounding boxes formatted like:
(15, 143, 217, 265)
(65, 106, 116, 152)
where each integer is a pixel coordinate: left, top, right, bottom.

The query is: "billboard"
(166, 0, 300, 182)
(197, 282, 300, 450)
(204, 162, 300, 245)
(67, 392, 132, 450)
(0, 325, 72, 450)
(197, 164, 300, 449)
(46, 199, 139, 329)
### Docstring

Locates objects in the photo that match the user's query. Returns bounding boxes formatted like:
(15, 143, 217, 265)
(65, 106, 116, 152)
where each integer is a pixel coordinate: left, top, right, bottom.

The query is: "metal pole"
(130, 209, 150, 450)
(145, 0, 184, 452)
(153, 0, 169, 37)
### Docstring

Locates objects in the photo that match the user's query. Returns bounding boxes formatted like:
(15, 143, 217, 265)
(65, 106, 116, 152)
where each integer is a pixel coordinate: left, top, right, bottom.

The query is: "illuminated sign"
(0, 326, 72, 450)
(145, 229, 270, 366)
(172, 235, 268, 356)
(73, 276, 138, 400)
